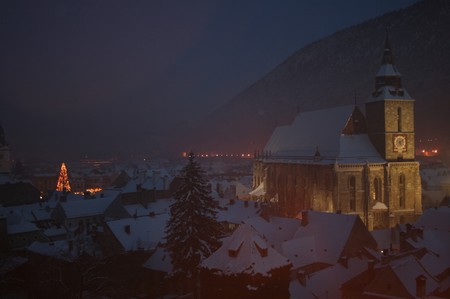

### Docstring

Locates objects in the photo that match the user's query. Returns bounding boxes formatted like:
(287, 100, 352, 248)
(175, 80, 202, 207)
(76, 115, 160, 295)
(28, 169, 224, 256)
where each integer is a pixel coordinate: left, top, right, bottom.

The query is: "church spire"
(381, 29, 394, 65)
(374, 30, 402, 91)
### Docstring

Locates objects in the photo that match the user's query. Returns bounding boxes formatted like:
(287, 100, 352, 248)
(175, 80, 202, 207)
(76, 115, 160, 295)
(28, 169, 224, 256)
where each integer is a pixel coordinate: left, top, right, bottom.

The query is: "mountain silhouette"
(184, 0, 450, 156)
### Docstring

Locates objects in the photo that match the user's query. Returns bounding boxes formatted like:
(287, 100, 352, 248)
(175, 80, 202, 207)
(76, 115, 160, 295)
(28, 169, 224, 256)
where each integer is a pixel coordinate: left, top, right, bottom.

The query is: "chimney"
(297, 270, 306, 286)
(301, 210, 309, 226)
(416, 275, 426, 297)
(124, 224, 131, 234)
(339, 256, 348, 268)
(417, 228, 424, 239)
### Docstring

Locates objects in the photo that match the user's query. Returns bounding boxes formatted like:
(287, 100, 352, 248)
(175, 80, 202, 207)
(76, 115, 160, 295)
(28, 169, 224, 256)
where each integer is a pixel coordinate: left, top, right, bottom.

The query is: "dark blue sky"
(0, 0, 418, 161)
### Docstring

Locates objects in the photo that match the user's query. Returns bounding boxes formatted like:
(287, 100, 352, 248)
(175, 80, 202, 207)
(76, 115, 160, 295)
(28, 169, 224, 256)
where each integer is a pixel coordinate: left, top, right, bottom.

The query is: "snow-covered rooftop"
(216, 198, 261, 224)
(27, 240, 78, 262)
(57, 195, 118, 219)
(376, 63, 401, 77)
(387, 255, 439, 297)
(202, 223, 291, 276)
(106, 213, 169, 251)
(7, 221, 40, 234)
(289, 256, 370, 299)
(243, 216, 300, 252)
(283, 211, 360, 268)
(367, 85, 412, 102)
(124, 198, 173, 218)
(142, 246, 172, 273)
(415, 207, 450, 232)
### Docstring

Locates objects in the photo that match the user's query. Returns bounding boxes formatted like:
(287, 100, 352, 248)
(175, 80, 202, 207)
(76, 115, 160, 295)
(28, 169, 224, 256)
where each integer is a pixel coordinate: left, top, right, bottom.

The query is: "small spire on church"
(374, 29, 402, 91)
(381, 28, 395, 65)
(314, 146, 321, 162)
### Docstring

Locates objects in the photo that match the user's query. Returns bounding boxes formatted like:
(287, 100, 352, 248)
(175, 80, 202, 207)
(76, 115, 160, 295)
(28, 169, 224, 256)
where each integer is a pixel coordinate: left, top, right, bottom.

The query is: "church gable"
(341, 106, 366, 135)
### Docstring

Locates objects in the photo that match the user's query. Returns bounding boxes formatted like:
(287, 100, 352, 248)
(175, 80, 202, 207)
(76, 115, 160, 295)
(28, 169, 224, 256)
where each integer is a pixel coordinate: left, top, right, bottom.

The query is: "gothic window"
(399, 174, 406, 208)
(373, 177, 382, 202)
(324, 174, 331, 190)
(349, 176, 356, 211)
(397, 107, 402, 132)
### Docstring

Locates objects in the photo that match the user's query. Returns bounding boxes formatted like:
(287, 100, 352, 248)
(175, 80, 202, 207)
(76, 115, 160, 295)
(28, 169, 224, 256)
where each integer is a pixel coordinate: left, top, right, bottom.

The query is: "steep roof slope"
(201, 223, 291, 276)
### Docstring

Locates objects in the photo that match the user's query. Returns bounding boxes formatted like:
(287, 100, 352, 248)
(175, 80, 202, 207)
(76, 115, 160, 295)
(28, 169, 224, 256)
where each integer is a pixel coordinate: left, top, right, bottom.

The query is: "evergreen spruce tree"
(165, 152, 222, 279)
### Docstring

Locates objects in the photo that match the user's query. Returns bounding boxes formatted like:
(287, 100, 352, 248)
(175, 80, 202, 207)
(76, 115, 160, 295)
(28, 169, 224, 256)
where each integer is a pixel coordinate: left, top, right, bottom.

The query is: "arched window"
(373, 177, 382, 202)
(349, 176, 356, 211)
(399, 174, 406, 208)
(397, 107, 402, 132)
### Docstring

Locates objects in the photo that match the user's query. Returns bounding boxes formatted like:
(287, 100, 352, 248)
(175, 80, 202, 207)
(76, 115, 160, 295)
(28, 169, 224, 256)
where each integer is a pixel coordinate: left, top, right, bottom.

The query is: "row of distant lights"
(420, 149, 438, 154)
(182, 152, 252, 158)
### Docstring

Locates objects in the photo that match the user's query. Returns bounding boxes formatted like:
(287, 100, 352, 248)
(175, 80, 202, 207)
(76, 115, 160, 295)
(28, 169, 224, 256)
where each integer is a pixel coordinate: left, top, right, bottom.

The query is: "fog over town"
(1, 1, 450, 298)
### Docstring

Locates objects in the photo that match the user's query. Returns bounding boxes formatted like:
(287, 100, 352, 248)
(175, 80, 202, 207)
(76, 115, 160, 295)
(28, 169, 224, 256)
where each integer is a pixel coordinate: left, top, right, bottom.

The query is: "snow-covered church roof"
(263, 105, 384, 164)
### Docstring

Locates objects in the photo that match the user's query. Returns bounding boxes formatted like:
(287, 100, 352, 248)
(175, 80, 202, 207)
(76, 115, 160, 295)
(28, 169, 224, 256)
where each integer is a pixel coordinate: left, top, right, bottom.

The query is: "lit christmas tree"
(56, 162, 71, 192)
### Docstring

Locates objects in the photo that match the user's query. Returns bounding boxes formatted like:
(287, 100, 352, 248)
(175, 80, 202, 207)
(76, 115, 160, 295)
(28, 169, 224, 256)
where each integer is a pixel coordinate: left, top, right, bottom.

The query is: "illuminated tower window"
(399, 174, 406, 208)
(397, 107, 402, 132)
(373, 177, 382, 202)
(349, 176, 356, 211)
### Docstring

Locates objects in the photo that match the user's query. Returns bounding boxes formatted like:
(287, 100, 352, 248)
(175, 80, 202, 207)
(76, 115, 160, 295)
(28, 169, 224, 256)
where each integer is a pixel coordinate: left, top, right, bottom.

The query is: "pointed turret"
(375, 30, 402, 91)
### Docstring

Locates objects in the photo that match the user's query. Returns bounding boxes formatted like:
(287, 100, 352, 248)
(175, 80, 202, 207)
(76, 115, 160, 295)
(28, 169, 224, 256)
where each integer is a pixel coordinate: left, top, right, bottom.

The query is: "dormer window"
(254, 241, 268, 257)
(228, 240, 243, 257)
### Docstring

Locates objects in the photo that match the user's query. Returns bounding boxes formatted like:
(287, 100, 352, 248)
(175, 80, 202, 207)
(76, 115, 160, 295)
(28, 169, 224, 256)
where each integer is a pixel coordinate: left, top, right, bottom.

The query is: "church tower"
(366, 33, 415, 161)
(366, 33, 422, 223)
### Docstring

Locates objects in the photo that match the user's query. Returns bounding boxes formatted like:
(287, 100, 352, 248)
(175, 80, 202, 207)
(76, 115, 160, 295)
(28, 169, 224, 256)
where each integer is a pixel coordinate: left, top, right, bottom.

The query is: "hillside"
(186, 0, 450, 155)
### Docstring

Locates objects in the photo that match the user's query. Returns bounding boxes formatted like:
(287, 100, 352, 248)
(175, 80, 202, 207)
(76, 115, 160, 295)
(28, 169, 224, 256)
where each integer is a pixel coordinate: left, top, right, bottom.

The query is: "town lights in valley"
(419, 149, 439, 156)
(181, 152, 253, 158)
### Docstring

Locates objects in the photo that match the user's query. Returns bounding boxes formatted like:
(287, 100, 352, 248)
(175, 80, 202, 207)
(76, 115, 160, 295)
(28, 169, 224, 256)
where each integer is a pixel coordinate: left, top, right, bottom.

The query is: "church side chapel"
(252, 35, 422, 230)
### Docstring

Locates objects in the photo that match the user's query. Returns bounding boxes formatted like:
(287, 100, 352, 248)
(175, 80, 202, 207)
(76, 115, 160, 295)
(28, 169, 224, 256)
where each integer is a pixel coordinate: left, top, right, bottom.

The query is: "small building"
(201, 223, 292, 299)
(51, 194, 130, 232)
(281, 210, 378, 274)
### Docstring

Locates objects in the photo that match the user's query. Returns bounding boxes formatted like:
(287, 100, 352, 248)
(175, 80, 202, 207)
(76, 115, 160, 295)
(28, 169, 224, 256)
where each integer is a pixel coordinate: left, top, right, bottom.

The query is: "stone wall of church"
(252, 159, 422, 229)
(386, 162, 422, 225)
(384, 100, 414, 133)
(261, 162, 335, 217)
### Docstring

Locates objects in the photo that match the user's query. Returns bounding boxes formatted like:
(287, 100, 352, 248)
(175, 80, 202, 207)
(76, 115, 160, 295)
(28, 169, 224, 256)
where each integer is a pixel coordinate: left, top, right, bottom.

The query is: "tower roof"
(369, 31, 412, 102)
(375, 30, 402, 90)
(381, 30, 395, 65)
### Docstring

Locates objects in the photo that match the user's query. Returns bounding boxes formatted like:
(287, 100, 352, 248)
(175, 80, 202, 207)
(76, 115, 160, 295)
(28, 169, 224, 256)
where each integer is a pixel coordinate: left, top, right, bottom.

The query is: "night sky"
(0, 0, 418, 161)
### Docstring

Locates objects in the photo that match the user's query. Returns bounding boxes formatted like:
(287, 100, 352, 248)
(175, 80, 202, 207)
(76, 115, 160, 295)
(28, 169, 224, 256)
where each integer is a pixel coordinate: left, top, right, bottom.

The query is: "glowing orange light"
(56, 162, 71, 192)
